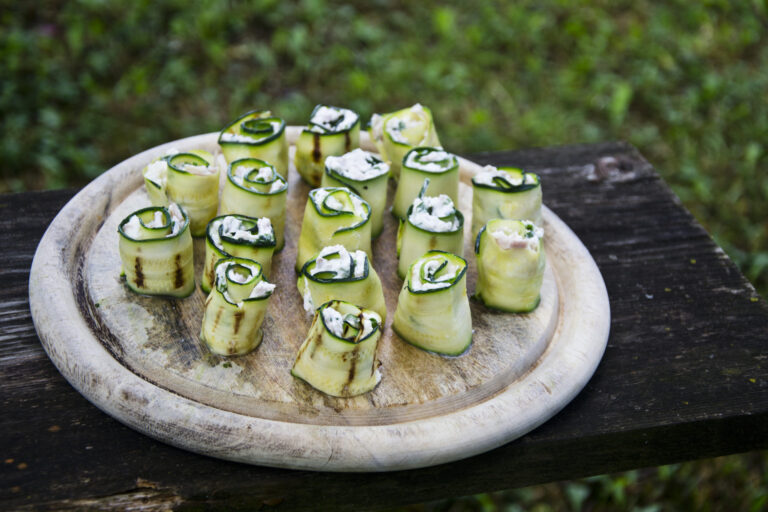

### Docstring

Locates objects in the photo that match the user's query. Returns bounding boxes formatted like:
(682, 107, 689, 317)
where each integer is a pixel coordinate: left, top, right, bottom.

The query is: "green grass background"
(2, 0, 767, 509)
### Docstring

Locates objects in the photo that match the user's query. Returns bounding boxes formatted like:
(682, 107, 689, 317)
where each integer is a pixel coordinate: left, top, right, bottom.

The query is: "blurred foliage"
(0, 0, 766, 294)
(390, 451, 768, 511)
(2, 1, 767, 508)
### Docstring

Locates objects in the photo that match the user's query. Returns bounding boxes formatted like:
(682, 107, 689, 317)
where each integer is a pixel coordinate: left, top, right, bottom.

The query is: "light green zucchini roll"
(297, 244, 387, 321)
(200, 257, 275, 356)
(201, 214, 276, 294)
(471, 165, 542, 241)
(291, 300, 382, 397)
(392, 146, 459, 219)
(474, 219, 545, 313)
(118, 203, 195, 298)
(392, 250, 472, 356)
(295, 105, 360, 187)
(368, 103, 441, 181)
(296, 187, 372, 272)
(321, 148, 390, 237)
(396, 179, 464, 279)
(218, 110, 289, 175)
(142, 150, 221, 237)
(219, 157, 288, 251)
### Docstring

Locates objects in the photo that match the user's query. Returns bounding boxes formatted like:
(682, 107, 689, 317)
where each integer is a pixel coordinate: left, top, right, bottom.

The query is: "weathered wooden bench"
(2, 141, 767, 511)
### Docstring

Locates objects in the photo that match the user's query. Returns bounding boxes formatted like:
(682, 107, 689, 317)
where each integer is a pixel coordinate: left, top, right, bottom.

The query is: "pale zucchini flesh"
(471, 166, 542, 241)
(218, 110, 289, 175)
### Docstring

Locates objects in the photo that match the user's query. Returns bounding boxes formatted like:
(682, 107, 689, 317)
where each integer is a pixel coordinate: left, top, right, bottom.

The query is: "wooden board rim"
(29, 130, 610, 472)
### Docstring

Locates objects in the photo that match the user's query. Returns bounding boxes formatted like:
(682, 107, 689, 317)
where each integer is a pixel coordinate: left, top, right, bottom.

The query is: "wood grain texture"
(27, 130, 609, 472)
(3, 141, 768, 511)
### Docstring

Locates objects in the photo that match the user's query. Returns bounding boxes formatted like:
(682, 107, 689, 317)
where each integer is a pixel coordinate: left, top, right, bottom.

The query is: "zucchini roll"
(474, 219, 545, 313)
(291, 300, 382, 397)
(118, 204, 195, 298)
(201, 214, 276, 294)
(392, 251, 472, 356)
(142, 150, 221, 237)
(471, 165, 542, 241)
(219, 158, 288, 251)
(397, 180, 464, 279)
(392, 146, 459, 219)
(321, 148, 390, 237)
(298, 244, 387, 321)
(296, 187, 372, 272)
(200, 257, 275, 356)
(218, 110, 289, 175)
(368, 103, 441, 181)
(295, 105, 361, 186)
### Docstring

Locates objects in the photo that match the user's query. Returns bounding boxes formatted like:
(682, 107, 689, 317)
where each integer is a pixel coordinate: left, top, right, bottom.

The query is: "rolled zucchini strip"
(397, 179, 464, 279)
(219, 158, 288, 251)
(118, 204, 195, 298)
(218, 110, 289, 175)
(298, 244, 387, 321)
(474, 219, 545, 313)
(471, 165, 542, 241)
(142, 149, 178, 206)
(291, 300, 382, 397)
(392, 146, 459, 219)
(320, 149, 390, 237)
(296, 187, 372, 272)
(200, 257, 275, 356)
(295, 105, 361, 187)
(368, 103, 441, 181)
(142, 150, 221, 237)
(393, 251, 472, 356)
(201, 214, 276, 294)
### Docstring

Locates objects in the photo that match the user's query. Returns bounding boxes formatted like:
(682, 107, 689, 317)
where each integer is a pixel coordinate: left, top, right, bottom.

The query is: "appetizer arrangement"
(118, 102, 545, 398)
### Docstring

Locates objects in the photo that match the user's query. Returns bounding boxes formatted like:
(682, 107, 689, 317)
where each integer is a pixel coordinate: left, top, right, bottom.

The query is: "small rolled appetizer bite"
(295, 105, 361, 186)
(471, 165, 542, 241)
(298, 245, 387, 321)
(321, 149, 390, 237)
(393, 251, 472, 356)
(201, 214, 276, 294)
(291, 300, 382, 397)
(392, 146, 459, 219)
(474, 219, 545, 313)
(368, 103, 441, 181)
(118, 204, 195, 298)
(296, 187, 372, 272)
(218, 110, 289, 175)
(142, 150, 221, 237)
(200, 257, 275, 356)
(397, 180, 464, 279)
(219, 158, 288, 250)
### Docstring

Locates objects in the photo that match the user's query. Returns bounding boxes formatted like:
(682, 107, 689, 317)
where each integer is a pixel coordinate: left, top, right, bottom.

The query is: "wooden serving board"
(29, 129, 610, 472)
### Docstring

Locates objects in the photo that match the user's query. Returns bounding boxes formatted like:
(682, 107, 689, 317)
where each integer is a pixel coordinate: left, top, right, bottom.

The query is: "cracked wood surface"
(2, 141, 768, 511)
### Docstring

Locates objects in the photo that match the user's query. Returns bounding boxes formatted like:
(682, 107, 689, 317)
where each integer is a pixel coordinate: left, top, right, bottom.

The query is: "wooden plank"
(2, 142, 767, 510)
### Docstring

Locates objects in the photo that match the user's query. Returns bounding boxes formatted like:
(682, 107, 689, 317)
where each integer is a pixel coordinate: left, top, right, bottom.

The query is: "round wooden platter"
(29, 129, 610, 472)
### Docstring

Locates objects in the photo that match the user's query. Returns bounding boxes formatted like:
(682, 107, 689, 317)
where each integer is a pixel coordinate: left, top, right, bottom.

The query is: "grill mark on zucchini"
(312, 133, 321, 163)
(173, 253, 184, 289)
(344, 132, 351, 152)
(134, 257, 144, 289)
(309, 330, 323, 358)
(213, 309, 222, 330)
(233, 310, 244, 334)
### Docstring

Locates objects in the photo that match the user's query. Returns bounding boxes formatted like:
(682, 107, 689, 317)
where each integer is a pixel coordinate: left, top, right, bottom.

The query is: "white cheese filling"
(308, 106, 358, 133)
(491, 223, 544, 252)
(220, 120, 283, 143)
(321, 305, 378, 339)
(310, 245, 367, 280)
(325, 149, 389, 180)
(410, 258, 460, 291)
(404, 149, 456, 173)
(211, 215, 274, 246)
(408, 194, 459, 232)
(123, 205, 184, 239)
(313, 188, 369, 220)
(144, 159, 168, 187)
(231, 163, 285, 193)
(473, 165, 537, 187)
(385, 103, 430, 144)
(179, 162, 216, 175)
(215, 261, 275, 305)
